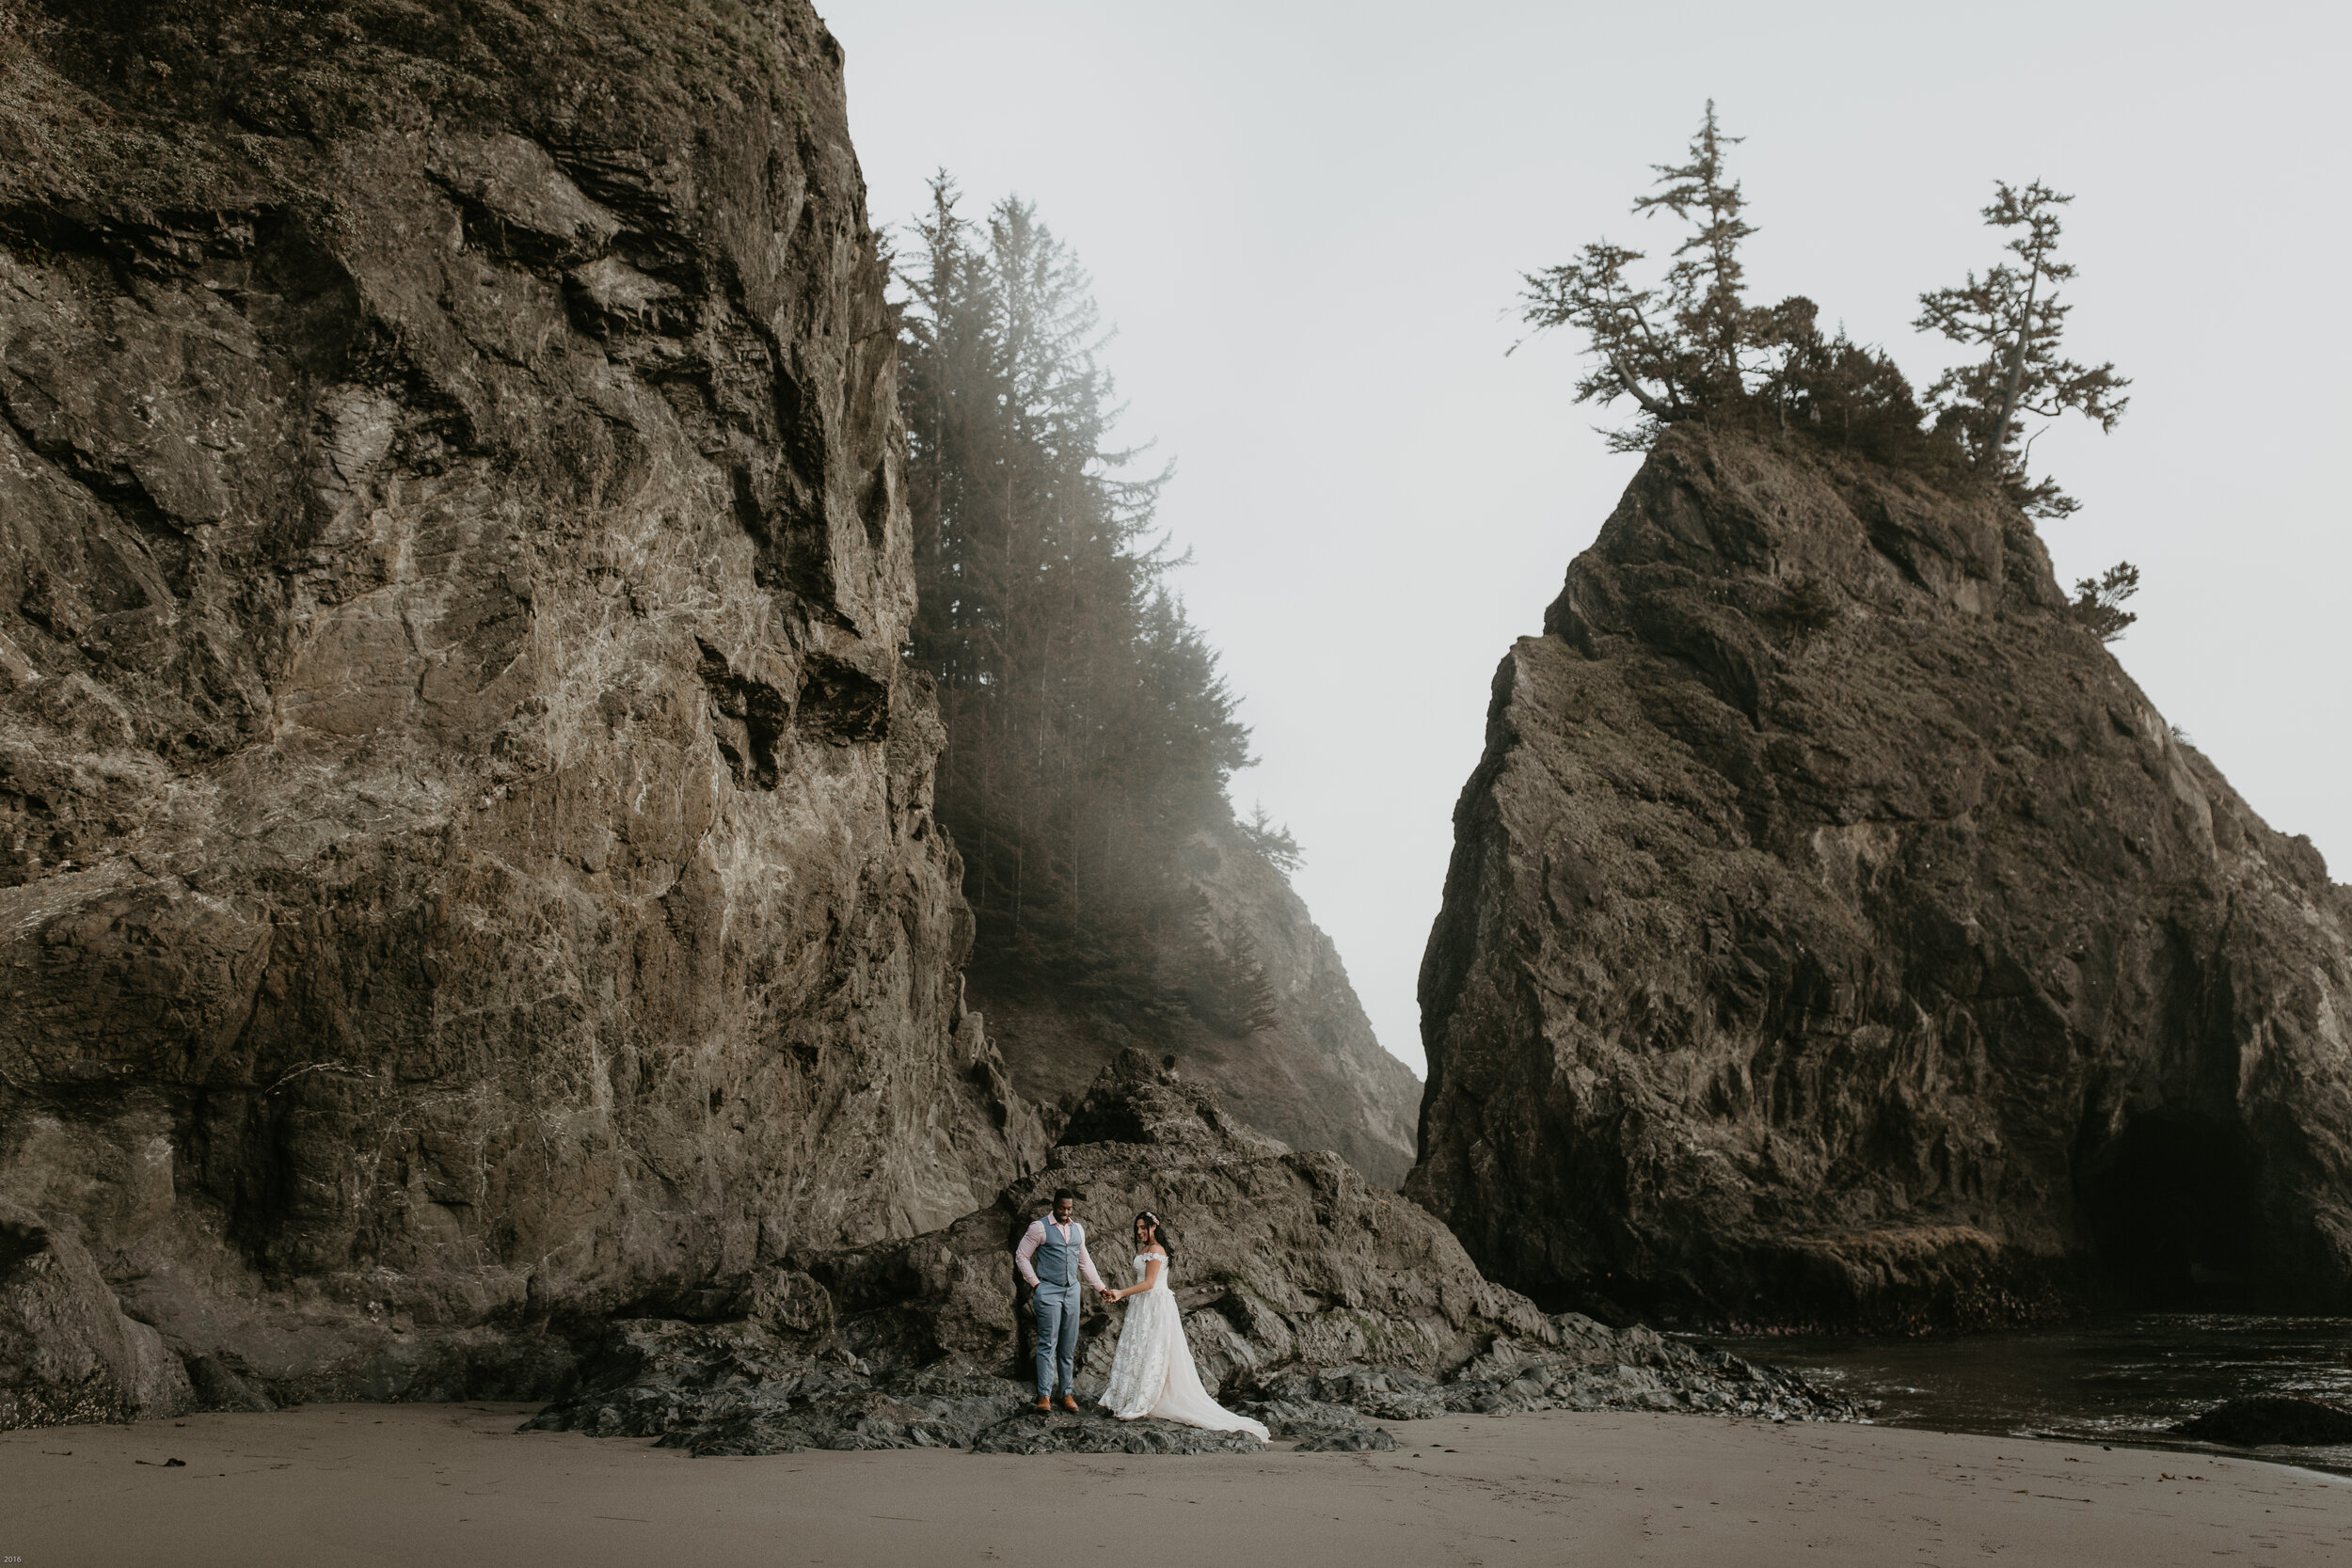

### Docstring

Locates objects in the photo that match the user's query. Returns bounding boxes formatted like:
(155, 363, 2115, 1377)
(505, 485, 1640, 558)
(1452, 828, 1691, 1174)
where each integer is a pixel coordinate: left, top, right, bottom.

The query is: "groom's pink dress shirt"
(1012, 1218, 1108, 1291)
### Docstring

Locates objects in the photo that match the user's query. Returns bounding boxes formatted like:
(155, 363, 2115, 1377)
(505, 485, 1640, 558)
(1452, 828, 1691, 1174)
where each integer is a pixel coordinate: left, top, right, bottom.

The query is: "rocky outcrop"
(0, 1202, 191, 1426)
(0, 0, 1042, 1419)
(523, 1052, 1854, 1454)
(814, 1047, 1529, 1388)
(982, 821, 1422, 1187)
(1410, 425, 2352, 1330)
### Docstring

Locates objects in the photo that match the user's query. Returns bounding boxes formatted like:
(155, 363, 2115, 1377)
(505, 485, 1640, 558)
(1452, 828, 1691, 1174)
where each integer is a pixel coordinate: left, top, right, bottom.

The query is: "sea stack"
(1408, 424, 2352, 1330)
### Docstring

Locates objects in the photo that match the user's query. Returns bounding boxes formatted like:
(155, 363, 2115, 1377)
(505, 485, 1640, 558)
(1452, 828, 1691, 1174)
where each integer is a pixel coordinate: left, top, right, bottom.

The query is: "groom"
(1012, 1188, 1111, 1413)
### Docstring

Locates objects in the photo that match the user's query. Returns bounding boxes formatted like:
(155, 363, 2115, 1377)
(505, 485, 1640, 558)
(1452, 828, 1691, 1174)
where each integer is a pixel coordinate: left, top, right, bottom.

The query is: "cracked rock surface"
(0, 0, 1041, 1421)
(1410, 424, 2352, 1330)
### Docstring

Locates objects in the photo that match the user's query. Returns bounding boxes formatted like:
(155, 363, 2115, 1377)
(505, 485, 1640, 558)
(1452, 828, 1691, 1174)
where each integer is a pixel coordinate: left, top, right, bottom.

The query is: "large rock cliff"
(0, 0, 1041, 1416)
(1409, 425, 2352, 1330)
(978, 821, 1422, 1188)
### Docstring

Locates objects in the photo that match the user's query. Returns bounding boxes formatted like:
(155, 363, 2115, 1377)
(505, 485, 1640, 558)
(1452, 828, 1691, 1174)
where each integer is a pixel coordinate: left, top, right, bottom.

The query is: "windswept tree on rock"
(1632, 100, 1758, 402)
(1520, 125, 2143, 644)
(1517, 103, 1761, 448)
(1237, 800, 1303, 873)
(2071, 561, 2141, 642)
(1914, 182, 2130, 516)
(1517, 104, 1931, 464)
(1516, 132, 2154, 654)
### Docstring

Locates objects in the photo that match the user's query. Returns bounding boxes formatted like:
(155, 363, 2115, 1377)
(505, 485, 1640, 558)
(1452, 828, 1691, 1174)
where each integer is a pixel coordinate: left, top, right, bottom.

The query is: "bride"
(1096, 1211, 1268, 1440)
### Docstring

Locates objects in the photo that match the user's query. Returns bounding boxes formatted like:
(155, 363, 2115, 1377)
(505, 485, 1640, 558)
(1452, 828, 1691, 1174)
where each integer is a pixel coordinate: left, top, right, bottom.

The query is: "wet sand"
(3, 1402, 2345, 1567)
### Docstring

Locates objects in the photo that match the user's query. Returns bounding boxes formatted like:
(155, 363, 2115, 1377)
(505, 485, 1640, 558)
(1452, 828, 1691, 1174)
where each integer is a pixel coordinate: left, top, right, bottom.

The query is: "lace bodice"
(1130, 1252, 1170, 1292)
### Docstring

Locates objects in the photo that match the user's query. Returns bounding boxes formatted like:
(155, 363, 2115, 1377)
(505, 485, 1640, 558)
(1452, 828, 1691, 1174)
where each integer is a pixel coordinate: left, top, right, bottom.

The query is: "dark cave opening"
(2080, 1108, 2267, 1306)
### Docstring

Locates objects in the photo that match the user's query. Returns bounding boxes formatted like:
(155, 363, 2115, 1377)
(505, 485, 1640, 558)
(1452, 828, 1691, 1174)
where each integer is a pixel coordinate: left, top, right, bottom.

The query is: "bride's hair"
(1133, 1211, 1174, 1265)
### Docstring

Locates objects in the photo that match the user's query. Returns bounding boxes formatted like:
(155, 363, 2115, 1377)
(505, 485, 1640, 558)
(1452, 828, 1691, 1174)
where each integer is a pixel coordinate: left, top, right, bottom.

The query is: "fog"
(821, 0, 2351, 1074)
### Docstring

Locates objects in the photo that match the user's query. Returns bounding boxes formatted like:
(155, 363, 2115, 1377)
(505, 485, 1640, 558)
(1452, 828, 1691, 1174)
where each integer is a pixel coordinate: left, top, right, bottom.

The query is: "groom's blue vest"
(1033, 1219, 1084, 1288)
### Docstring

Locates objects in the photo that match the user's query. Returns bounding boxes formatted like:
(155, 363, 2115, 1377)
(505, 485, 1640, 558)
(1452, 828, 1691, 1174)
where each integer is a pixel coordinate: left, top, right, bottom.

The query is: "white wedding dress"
(1097, 1251, 1269, 1440)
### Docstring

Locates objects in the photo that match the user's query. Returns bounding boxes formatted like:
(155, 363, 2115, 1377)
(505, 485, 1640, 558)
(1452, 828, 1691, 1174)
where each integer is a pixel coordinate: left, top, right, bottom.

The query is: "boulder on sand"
(0, 1203, 189, 1429)
(2173, 1396, 2352, 1447)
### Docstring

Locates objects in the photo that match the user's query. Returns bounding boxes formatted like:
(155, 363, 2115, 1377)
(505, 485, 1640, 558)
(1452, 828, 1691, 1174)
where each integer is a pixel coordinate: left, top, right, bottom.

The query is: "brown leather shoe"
(1057, 1395, 1081, 1413)
(1032, 1397, 1053, 1415)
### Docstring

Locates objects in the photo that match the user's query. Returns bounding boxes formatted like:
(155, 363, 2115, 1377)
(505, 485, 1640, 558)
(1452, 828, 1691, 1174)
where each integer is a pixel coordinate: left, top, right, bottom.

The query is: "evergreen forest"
(896, 178, 1289, 1031)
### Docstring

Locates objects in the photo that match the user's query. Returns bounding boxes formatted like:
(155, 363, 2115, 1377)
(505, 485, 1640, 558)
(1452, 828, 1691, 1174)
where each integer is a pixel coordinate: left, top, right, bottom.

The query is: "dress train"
(1097, 1252, 1268, 1440)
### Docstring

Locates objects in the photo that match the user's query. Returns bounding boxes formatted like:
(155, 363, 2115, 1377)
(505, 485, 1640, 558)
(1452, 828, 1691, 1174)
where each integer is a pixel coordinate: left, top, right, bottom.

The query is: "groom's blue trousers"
(1033, 1281, 1080, 1397)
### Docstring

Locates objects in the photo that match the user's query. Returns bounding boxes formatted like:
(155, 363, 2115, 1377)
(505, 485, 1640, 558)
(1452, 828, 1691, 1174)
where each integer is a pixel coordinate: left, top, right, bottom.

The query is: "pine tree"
(1914, 182, 2130, 517)
(2071, 561, 2141, 642)
(1237, 801, 1303, 874)
(1517, 103, 1820, 451)
(1634, 101, 1757, 401)
(1179, 890, 1280, 1037)
(1515, 237, 1692, 449)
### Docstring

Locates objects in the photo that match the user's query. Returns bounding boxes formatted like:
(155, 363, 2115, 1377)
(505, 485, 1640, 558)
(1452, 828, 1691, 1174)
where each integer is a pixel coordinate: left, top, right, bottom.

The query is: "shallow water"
(1709, 1314, 2352, 1476)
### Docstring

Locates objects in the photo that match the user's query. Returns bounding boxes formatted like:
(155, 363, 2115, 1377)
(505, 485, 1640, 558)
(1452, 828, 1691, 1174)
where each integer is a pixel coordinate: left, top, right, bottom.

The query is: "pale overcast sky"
(819, 0, 2350, 1075)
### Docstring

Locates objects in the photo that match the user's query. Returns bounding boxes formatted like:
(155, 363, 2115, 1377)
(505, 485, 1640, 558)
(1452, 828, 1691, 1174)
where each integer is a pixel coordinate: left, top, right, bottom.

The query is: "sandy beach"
(2, 1403, 2344, 1567)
